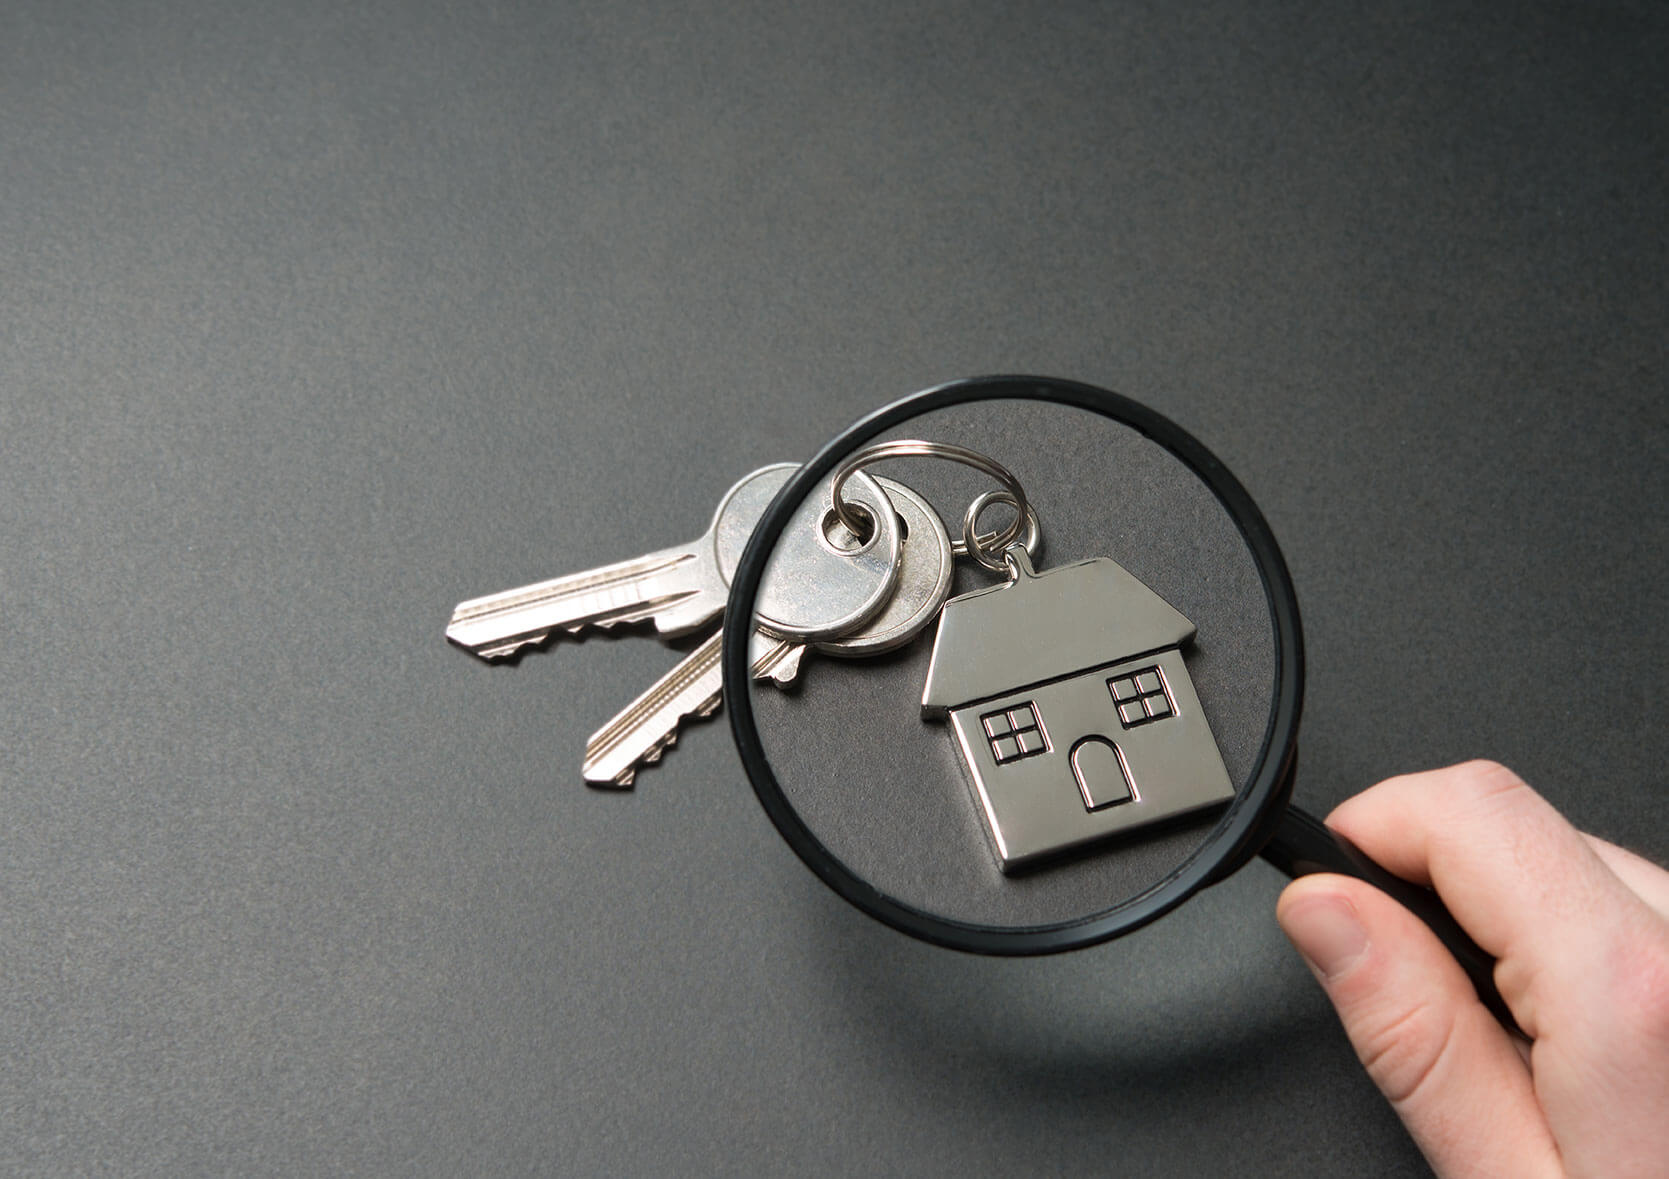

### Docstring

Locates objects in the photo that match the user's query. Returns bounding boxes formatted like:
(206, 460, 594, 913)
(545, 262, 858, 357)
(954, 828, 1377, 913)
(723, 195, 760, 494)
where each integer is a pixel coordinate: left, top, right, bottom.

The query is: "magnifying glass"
(722, 376, 1514, 1032)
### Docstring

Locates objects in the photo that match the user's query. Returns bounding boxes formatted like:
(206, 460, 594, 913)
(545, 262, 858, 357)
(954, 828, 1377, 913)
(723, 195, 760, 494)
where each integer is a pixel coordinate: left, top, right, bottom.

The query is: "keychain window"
(981, 704, 1048, 764)
(1109, 668, 1174, 727)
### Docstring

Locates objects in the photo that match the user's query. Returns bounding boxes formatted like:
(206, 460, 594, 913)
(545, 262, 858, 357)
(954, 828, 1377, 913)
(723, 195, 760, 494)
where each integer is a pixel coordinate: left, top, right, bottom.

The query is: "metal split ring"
(954, 489, 1042, 573)
(828, 439, 1033, 561)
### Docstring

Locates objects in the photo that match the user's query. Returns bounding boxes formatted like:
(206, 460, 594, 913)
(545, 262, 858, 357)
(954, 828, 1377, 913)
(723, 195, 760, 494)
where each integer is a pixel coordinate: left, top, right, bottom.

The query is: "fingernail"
(1283, 895, 1368, 980)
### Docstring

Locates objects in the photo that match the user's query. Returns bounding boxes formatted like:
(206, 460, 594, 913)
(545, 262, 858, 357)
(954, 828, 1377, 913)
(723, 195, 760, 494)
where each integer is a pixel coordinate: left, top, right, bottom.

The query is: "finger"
(1325, 761, 1663, 1033)
(1326, 762, 1669, 1175)
(1583, 833, 1669, 920)
(1278, 874, 1560, 1179)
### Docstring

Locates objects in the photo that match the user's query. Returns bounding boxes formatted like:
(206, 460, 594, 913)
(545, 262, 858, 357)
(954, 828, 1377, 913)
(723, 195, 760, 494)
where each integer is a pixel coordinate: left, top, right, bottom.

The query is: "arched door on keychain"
(722, 376, 1513, 1030)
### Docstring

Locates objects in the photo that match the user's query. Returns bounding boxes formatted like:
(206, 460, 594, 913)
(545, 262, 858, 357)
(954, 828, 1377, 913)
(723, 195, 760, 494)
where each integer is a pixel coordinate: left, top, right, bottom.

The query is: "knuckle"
(1354, 998, 1459, 1108)
(1452, 761, 1551, 848)
(1454, 758, 1529, 804)
(1347, 760, 1532, 829)
(1607, 933, 1669, 1048)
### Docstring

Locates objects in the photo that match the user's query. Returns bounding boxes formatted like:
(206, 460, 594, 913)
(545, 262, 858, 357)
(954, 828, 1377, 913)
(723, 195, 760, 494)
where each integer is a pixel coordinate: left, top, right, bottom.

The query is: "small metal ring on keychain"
(828, 440, 1031, 553)
(954, 488, 1042, 574)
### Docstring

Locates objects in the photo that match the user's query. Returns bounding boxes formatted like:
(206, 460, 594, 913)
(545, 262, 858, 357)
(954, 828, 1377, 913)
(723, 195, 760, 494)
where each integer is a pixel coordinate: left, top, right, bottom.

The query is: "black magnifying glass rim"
(723, 375, 1304, 955)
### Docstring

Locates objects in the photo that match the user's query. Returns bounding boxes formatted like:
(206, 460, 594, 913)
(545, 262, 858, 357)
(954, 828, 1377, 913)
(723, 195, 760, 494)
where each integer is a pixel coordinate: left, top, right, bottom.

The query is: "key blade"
(749, 630, 804, 686)
(446, 464, 798, 661)
(583, 630, 726, 788)
(583, 630, 800, 787)
(446, 543, 717, 660)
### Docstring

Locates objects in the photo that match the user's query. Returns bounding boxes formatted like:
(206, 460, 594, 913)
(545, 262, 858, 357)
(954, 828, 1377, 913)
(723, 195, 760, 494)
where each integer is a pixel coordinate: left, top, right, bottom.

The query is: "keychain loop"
(829, 440, 1031, 556)
(955, 489, 1041, 573)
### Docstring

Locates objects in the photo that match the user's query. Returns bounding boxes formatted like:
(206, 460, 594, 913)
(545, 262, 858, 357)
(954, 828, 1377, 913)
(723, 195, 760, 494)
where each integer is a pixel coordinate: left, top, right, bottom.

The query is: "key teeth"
(584, 695, 721, 790)
(568, 618, 629, 636)
(471, 637, 535, 660)
(461, 603, 690, 658)
(587, 758, 638, 789)
(607, 732, 674, 788)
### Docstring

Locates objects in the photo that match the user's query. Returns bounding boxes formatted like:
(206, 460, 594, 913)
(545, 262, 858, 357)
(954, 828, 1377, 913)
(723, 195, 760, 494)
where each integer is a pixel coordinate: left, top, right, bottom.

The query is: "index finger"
(1327, 761, 1668, 1035)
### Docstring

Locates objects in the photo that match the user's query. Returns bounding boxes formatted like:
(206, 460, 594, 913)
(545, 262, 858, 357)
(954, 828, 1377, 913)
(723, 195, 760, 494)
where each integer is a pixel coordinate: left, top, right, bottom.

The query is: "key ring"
(955, 489, 1042, 573)
(829, 440, 1032, 560)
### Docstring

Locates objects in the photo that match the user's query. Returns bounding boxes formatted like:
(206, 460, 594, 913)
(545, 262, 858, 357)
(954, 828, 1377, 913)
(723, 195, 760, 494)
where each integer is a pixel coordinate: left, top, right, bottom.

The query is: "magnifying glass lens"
(737, 391, 1282, 941)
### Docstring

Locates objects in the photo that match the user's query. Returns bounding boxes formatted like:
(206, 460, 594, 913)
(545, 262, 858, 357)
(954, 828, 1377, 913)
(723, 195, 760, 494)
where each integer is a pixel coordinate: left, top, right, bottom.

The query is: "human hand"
(1276, 761, 1669, 1178)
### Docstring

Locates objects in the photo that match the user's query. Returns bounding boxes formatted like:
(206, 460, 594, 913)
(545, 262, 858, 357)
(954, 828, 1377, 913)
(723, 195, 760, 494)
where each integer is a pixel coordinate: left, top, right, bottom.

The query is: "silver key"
(729, 473, 904, 644)
(583, 479, 954, 787)
(812, 478, 955, 660)
(447, 464, 901, 659)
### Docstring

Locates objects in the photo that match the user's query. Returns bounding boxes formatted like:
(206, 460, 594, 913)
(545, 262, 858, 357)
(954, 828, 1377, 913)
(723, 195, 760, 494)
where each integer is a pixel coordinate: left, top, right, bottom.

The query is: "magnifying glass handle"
(1260, 806, 1523, 1037)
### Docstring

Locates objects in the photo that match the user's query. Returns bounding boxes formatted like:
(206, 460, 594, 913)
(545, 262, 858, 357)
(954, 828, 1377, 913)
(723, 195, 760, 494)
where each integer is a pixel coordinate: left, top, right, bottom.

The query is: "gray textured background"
(3, 1, 1665, 1174)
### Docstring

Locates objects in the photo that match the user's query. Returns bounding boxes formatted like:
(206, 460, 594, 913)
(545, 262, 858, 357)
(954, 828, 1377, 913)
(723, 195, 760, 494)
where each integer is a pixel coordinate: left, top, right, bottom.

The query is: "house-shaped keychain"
(922, 545, 1234, 872)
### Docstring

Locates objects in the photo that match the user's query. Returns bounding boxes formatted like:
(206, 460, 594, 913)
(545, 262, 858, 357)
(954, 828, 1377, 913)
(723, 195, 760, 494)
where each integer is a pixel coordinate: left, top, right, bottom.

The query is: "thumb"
(1277, 875, 1558, 1179)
